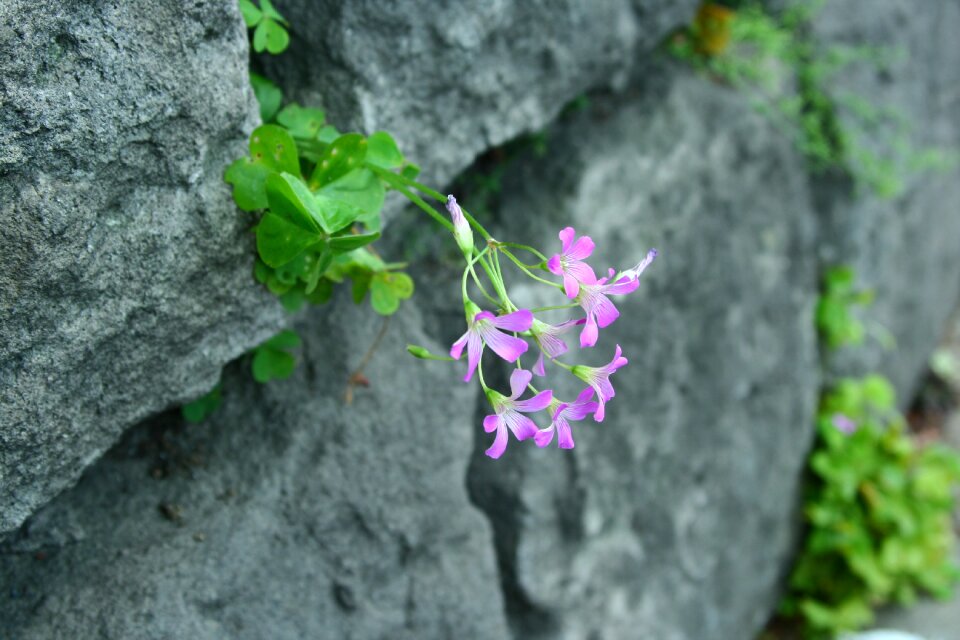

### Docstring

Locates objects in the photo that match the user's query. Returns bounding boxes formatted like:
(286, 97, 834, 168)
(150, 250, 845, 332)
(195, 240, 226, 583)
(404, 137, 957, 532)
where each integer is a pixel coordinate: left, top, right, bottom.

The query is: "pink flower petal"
(558, 227, 576, 253)
(514, 389, 553, 413)
(482, 328, 529, 363)
(567, 235, 595, 260)
(593, 295, 620, 329)
(546, 255, 562, 275)
(534, 426, 555, 448)
(563, 273, 580, 299)
(580, 316, 599, 348)
(509, 368, 533, 399)
(491, 309, 533, 332)
(504, 412, 538, 441)
(450, 331, 469, 360)
(533, 351, 546, 377)
(483, 414, 501, 433)
(556, 417, 575, 449)
(485, 424, 509, 458)
(464, 331, 483, 382)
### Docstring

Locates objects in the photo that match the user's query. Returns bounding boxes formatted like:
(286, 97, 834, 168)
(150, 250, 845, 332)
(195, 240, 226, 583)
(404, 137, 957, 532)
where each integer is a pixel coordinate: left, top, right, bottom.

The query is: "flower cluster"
(436, 210, 657, 459)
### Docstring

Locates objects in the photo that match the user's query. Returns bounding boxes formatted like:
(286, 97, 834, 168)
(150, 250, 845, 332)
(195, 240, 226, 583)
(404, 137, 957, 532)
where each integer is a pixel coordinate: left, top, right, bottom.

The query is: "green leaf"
(317, 168, 385, 231)
(400, 163, 421, 181)
(253, 18, 290, 54)
(181, 384, 223, 423)
(370, 279, 398, 315)
(366, 131, 404, 168)
(277, 103, 326, 140)
(330, 232, 380, 253)
(250, 125, 300, 175)
(239, 0, 262, 27)
(309, 133, 368, 189)
(252, 347, 296, 382)
(251, 330, 300, 383)
(256, 212, 323, 267)
(279, 288, 305, 313)
(265, 172, 323, 232)
(862, 375, 895, 411)
(369, 272, 414, 316)
(306, 278, 334, 304)
(249, 73, 283, 122)
(302, 247, 332, 294)
(224, 157, 274, 211)
(311, 193, 362, 234)
(258, 0, 286, 23)
(351, 272, 372, 304)
(317, 125, 341, 144)
(265, 329, 302, 350)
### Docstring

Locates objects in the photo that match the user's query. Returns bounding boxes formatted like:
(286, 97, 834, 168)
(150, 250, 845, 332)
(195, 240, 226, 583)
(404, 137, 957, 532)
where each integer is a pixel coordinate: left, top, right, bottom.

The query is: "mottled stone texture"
(264, 0, 701, 186)
(466, 62, 820, 640)
(0, 300, 509, 640)
(0, 1, 284, 533)
(810, 0, 960, 399)
(2, 1, 960, 639)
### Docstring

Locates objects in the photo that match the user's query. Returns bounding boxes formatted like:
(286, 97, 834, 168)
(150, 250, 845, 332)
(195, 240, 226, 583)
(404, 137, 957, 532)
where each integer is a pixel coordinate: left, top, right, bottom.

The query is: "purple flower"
(571, 345, 628, 422)
(621, 249, 658, 281)
(446, 195, 474, 256)
(547, 227, 598, 299)
(831, 413, 858, 435)
(574, 272, 639, 348)
(530, 318, 584, 376)
(483, 369, 553, 459)
(450, 304, 533, 382)
(534, 387, 599, 450)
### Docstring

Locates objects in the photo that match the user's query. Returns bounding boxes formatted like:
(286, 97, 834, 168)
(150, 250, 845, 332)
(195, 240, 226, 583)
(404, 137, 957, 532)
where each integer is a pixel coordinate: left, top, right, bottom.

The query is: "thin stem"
(344, 316, 391, 404)
(385, 172, 447, 202)
(477, 254, 508, 307)
(469, 264, 501, 308)
(501, 249, 563, 289)
(497, 241, 549, 263)
(367, 165, 455, 234)
(476, 354, 489, 391)
(529, 303, 579, 313)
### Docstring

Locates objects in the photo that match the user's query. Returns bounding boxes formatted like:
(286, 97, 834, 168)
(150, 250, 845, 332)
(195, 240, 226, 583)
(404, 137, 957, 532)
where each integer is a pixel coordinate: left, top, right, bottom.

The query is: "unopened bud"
(446, 195, 475, 257)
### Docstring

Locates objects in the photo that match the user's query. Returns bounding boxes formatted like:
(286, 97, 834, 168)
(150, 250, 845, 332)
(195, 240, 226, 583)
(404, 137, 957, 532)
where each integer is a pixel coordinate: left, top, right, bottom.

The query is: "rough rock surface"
(263, 0, 700, 187)
(0, 2, 284, 533)
(811, 0, 960, 399)
(0, 299, 509, 640)
(461, 60, 821, 640)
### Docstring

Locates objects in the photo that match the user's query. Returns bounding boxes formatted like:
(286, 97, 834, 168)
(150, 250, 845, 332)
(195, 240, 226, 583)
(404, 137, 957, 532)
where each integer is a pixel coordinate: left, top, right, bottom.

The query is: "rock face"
(0, 299, 509, 640)
(3, 1, 960, 639)
(0, 1, 284, 533)
(810, 0, 960, 399)
(465, 61, 821, 639)
(263, 0, 700, 186)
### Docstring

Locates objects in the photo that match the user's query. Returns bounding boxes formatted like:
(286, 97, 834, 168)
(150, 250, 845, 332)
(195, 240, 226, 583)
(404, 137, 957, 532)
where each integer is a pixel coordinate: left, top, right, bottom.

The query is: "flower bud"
(446, 195, 474, 257)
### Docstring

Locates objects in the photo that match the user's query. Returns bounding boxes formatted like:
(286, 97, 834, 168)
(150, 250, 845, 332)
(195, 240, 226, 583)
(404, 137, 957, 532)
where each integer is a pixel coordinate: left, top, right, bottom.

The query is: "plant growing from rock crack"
(775, 268, 960, 638)
(669, 0, 956, 198)
(206, 0, 661, 457)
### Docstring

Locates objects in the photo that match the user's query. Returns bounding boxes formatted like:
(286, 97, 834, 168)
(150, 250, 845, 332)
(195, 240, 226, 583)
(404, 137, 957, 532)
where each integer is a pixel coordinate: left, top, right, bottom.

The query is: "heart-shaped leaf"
(256, 212, 323, 268)
(317, 168, 385, 231)
(265, 172, 323, 233)
(277, 103, 326, 140)
(251, 125, 299, 175)
(249, 73, 282, 122)
(252, 347, 296, 382)
(312, 193, 363, 234)
(253, 18, 289, 54)
(181, 384, 223, 423)
(239, 0, 262, 27)
(369, 272, 414, 316)
(227, 124, 299, 211)
(329, 232, 380, 253)
(309, 133, 367, 188)
(259, 0, 287, 23)
(366, 131, 404, 168)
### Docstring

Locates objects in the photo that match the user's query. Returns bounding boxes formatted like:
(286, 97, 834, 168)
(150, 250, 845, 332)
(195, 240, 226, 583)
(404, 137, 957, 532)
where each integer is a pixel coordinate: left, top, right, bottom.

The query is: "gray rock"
(0, 2, 284, 533)
(810, 0, 960, 400)
(263, 0, 700, 187)
(0, 298, 509, 640)
(465, 60, 821, 640)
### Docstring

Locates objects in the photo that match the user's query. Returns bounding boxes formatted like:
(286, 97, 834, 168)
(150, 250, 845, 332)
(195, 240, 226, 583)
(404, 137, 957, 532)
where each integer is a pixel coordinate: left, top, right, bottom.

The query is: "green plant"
(669, 1, 955, 198)
(239, 0, 290, 55)
(815, 265, 873, 349)
(780, 374, 960, 638)
(251, 330, 302, 383)
(181, 384, 223, 423)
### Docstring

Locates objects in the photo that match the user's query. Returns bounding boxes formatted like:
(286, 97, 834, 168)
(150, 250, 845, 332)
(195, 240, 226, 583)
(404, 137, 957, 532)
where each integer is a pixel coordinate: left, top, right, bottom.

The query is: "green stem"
(501, 249, 563, 289)
(469, 264, 501, 308)
(497, 241, 548, 262)
(367, 165, 455, 234)
(529, 303, 579, 313)
(476, 354, 489, 391)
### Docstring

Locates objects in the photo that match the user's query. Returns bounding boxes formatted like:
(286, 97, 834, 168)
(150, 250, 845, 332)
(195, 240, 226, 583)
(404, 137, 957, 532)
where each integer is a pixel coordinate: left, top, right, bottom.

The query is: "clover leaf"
(251, 330, 301, 383)
(249, 73, 283, 122)
(309, 133, 368, 188)
(225, 125, 300, 211)
(369, 271, 414, 316)
(366, 131, 404, 168)
(277, 103, 327, 140)
(181, 384, 223, 423)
